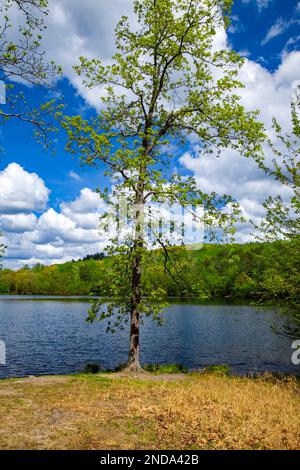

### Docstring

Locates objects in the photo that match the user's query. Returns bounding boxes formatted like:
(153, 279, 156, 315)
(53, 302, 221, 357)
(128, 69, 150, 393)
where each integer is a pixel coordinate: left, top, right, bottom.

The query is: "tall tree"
(63, 0, 265, 371)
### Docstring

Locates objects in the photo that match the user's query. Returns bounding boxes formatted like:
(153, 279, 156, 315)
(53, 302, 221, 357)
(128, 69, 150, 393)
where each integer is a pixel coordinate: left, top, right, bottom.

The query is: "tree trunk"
(126, 197, 144, 372)
(128, 314, 140, 368)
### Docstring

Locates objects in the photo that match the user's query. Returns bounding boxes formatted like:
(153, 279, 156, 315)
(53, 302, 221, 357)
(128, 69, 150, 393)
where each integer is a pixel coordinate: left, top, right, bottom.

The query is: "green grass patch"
(143, 364, 188, 374)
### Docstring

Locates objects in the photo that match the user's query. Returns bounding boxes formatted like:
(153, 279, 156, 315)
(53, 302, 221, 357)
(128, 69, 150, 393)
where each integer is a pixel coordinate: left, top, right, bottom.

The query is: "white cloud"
(261, 17, 300, 45)
(68, 170, 81, 181)
(242, 0, 273, 12)
(61, 187, 101, 214)
(262, 18, 289, 45)
(0, 213, 37, 233)
(261, 3, 300, 46)
(0, 163, 50, 214)
(60, 188, 106, 229)
(30, 208, 100, 245)
(41, 0, 228, 109)
(41, 0, 135, 109)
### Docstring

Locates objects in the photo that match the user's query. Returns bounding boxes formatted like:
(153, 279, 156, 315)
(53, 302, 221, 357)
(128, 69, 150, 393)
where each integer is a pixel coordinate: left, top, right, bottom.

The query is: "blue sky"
(0, 0, 299, 268)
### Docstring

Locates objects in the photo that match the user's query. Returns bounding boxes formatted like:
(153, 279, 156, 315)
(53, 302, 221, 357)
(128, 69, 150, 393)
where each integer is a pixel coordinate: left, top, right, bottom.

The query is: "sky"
(0, 0, 299, 269)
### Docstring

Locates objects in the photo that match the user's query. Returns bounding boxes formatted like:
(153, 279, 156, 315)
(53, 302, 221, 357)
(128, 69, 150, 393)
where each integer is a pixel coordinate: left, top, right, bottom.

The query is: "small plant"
(205, 364, 230, 376)
(84, 363, 101, 374)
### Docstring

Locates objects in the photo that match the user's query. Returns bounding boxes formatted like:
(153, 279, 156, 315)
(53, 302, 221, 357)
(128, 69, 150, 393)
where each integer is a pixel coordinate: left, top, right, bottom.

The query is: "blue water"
(0, 297, 298, 378)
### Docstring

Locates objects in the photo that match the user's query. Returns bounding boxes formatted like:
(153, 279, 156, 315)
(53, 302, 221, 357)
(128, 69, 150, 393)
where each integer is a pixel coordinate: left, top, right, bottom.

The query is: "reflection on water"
(0, 297, 298, 378)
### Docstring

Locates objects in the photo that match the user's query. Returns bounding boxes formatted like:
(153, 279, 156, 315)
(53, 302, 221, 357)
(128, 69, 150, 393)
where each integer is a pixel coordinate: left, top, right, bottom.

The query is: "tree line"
(0, 241, 298, 307)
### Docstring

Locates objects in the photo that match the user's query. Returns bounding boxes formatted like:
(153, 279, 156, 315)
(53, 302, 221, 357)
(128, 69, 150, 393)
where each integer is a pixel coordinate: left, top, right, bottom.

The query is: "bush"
(84, 363, 101, 374)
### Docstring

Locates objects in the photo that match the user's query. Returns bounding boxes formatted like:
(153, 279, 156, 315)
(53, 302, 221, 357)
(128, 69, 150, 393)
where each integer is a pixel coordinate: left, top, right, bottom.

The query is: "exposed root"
(121, 362, 146, 376)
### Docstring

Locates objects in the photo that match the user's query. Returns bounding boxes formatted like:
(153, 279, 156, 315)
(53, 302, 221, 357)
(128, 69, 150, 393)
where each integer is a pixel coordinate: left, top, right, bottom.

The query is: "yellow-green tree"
(63, 0, 265, 371)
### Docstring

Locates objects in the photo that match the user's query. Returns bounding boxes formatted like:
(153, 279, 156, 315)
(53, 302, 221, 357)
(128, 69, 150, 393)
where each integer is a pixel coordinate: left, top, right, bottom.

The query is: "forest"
(1, 240, 299, 309)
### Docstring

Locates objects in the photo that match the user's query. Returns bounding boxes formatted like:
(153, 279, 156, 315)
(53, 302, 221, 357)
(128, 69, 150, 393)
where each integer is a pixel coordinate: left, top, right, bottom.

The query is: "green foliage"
(143, 363, 188, 373)
(0, 241, 298, 308)
(233, 272, 256, 298)
(204, 364, 230, 375)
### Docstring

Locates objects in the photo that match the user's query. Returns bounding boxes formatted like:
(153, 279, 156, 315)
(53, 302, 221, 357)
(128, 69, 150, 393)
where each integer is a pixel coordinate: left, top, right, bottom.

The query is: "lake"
(0, 296, 298, 378)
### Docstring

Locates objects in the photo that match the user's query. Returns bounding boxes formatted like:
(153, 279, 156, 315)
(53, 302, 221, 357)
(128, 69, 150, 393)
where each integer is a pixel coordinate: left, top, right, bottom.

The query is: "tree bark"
(126, 195, 144, 372)
(127, 252, 142, 371)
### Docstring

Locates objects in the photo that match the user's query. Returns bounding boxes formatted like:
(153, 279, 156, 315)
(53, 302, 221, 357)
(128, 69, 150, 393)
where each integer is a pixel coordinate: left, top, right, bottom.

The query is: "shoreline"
(0, 294, 273, 307)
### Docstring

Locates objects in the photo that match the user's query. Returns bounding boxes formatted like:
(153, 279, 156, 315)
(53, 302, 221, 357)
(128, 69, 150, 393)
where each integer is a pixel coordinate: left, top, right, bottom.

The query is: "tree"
(256, 86, 300, 241)
(255, 85, 300, 338)
(0, 0, 62, 146)
(63, 0, 265, 371)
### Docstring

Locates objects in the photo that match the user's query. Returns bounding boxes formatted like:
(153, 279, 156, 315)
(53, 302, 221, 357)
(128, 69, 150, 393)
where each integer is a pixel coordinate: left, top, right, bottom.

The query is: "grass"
(204, 364, 230, 375)
(0, 372, 299, 450)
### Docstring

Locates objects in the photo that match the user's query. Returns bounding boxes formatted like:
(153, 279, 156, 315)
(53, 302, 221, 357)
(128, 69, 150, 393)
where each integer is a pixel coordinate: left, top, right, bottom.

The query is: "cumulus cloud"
(1, 180, 107, 268)
(40, 0, 136, 109)
(0, 166, 106, 268)
(30, 208, 100, 245)
(60, 188, 106, 229)
(0, 213, 37, 233)
(237, 51, 300, 133)
(0, 163, 50, 214)
(180, 51, 299, 242)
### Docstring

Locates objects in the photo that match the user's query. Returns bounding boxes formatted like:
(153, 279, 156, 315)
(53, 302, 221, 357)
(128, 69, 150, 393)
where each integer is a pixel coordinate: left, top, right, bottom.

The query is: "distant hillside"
(0, 241, 299, 308)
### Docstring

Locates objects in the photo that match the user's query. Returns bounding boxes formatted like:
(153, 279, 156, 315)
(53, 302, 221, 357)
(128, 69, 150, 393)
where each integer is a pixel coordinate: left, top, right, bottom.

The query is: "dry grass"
(0, 372, 299, 450)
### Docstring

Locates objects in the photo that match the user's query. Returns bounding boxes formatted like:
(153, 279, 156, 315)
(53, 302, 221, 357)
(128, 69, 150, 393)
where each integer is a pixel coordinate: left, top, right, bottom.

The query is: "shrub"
(84, 363, 101, 374)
